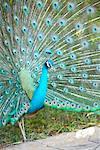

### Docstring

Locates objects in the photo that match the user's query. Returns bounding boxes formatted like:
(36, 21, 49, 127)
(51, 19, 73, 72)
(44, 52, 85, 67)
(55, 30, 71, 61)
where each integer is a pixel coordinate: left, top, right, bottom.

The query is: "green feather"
(18, 68, 34, 99)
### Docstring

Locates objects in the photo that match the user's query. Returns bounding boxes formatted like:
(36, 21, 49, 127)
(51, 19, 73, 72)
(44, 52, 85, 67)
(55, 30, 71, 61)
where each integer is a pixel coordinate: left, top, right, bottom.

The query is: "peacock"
(0, 0, 100, 141)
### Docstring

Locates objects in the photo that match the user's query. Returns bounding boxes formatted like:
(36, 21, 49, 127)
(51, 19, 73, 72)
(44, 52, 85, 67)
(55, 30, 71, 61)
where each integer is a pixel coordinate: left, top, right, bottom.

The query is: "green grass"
(0, 108, 99, 146)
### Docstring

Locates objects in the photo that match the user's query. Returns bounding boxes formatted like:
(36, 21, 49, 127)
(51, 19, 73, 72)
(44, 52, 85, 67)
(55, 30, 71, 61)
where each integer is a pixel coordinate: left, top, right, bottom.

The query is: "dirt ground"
(1, 126, 100, 150)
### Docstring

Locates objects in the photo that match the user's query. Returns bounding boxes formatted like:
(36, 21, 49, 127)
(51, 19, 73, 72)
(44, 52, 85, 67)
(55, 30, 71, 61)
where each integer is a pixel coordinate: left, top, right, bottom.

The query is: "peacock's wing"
(41, 0, 100, 114)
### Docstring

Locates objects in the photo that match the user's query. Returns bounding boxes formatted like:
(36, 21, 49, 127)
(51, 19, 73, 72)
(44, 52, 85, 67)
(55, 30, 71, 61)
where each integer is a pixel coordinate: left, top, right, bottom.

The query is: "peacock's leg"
(18, 118, 27, 142)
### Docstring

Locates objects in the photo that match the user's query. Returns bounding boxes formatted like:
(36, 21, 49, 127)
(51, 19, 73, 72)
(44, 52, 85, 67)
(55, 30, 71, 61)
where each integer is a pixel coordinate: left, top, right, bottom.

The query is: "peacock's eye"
(67, 2, 75, 11)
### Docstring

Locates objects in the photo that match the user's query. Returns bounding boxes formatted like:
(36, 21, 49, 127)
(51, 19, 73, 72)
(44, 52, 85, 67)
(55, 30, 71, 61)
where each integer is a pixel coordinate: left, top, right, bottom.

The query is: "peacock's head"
(45, 60, 54, 69)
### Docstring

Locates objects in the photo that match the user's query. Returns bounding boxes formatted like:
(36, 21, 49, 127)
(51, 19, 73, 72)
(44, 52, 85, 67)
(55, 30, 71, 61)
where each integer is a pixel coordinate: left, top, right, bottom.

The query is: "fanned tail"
(0, 0, 100, 127)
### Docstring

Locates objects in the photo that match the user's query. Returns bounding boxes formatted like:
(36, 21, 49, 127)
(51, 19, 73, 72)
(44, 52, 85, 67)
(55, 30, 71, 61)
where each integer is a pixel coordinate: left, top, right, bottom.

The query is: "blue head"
(45, 60, 54, 69)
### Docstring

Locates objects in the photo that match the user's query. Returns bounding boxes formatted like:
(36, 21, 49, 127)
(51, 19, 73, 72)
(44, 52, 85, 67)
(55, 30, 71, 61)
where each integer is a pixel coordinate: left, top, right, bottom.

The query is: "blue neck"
(28, 65, 49, 113)
(39, 65, 48, 89)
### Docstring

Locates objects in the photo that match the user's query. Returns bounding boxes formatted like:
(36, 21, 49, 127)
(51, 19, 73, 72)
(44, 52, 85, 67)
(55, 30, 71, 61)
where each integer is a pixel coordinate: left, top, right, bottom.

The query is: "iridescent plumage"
(0, 0, 100, 127)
